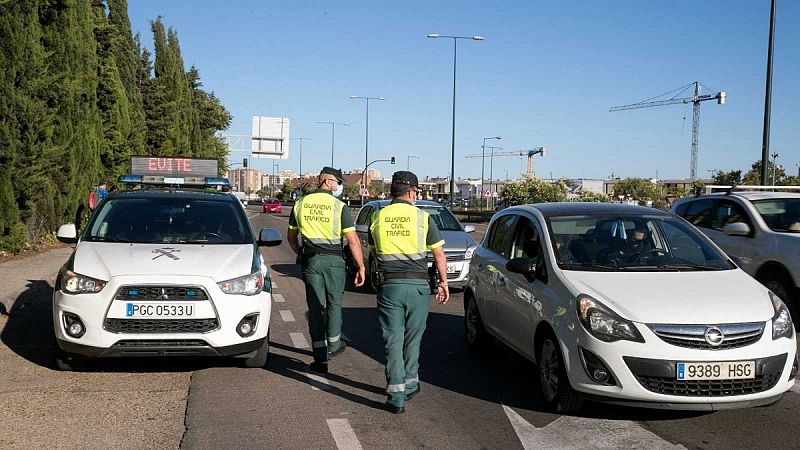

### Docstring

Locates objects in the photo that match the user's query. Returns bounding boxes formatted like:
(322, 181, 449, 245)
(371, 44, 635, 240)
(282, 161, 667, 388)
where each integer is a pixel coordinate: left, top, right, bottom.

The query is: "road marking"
(279, 310, 295, 322)
(290, 332, 309, 349)
(327, 418, 363, 450)
(307, 369, 332, 391)
(502, 404, 685, 449)
(791, 381, 800, 394)
(247, 212, 259, 220)
(271, 281, 278, 289)
(272, 293, 285, 303)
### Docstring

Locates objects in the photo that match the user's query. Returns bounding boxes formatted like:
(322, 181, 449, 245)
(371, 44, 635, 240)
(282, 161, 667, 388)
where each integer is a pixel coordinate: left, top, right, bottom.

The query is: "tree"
(501, 178, 567, 206)
(577, 191, 610, 202)
(743, 160, 785, 186)
(712, 170, 742, 186)
(612, 178, 661, 201)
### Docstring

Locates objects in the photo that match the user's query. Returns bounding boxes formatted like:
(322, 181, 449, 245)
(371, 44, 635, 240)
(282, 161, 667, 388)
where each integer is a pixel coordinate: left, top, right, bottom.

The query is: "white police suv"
(53, 157, 282, 370)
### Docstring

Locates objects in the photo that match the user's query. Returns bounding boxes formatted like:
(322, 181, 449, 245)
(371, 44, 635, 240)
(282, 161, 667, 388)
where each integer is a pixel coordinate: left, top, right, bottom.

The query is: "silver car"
(672, 191, 800, 320)
(353, 200, 477, 291)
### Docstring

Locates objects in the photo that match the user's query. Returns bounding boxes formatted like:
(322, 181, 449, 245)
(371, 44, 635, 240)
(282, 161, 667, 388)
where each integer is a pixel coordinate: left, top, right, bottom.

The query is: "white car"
(672, 191, 800, 320)
(54, 182, 282, 370)
(465, 203, 797, 411)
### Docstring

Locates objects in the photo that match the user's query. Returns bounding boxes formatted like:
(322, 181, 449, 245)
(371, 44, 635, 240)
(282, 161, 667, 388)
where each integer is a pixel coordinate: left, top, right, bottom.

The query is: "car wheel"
(537, 333, 582, 413)
(243, 333, 270, 368)
(55, 352, 84, 371)
(368, 257, 380, 293)
(464, 294, 492, 350)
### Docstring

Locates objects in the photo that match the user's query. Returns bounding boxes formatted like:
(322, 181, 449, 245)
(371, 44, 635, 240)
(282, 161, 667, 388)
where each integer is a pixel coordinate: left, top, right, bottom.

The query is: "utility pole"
(771, 152, 779, 185)
(761, 0, 777, 185)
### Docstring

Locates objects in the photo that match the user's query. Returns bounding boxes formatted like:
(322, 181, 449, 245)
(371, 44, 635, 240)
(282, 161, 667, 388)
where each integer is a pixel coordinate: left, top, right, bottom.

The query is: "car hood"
(73, 242, 255, 282)
(560, 269, 774, 324)
(439, 230, 476, 252)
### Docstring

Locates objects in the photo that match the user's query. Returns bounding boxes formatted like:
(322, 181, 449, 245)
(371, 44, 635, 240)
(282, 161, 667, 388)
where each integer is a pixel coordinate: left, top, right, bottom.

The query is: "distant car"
(263, 199, 282, 214)
(465, 202, 797, 412)
(353, 200, 477, 291)
(672, 191, 800, 320)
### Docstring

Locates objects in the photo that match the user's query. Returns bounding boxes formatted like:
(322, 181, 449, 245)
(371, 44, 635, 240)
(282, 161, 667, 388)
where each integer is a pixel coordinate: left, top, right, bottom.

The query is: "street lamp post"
(316, 121, 350, 166)
(481, 136, 501, 209)
(290, 137, 311, 178)
(428, 33, 484, 204)
(350, 96, 387, 195)
(271, 162, 279, 199)
(407, 155, 419, 171)
(487, 146, 502, 209)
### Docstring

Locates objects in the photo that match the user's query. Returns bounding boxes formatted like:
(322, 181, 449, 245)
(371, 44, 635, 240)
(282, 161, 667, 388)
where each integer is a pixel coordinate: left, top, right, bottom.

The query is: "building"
(227, 168, 263, 193)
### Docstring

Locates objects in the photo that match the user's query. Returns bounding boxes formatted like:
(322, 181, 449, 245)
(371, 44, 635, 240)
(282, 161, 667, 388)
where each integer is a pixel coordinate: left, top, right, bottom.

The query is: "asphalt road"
(1, 206, 799, 449)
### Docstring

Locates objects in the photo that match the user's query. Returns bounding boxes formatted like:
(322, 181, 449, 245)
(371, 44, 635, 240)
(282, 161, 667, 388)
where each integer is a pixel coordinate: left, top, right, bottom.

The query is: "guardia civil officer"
(288, 167, 366, 373)
(368, 171, 449, 414)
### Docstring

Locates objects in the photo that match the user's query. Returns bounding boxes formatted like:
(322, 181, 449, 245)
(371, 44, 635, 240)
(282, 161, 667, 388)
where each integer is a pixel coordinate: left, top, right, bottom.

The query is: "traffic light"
(243, 158, 248, 168)
(390, 157, 396, 164)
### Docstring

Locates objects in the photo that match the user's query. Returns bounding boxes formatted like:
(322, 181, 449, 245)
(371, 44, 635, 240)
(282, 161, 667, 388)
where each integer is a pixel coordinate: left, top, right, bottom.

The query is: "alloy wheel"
(539, 339, 560, 403)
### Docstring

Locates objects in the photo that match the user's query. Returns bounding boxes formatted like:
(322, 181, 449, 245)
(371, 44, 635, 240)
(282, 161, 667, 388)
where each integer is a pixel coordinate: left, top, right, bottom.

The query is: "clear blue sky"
(128, 0, 800, 181)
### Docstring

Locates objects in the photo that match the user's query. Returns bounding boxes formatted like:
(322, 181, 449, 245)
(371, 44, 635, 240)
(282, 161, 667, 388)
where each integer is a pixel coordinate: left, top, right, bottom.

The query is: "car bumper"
(427, 259, 471, 288)
(560, 323, 798, 409)
(53, 275, 272, 358)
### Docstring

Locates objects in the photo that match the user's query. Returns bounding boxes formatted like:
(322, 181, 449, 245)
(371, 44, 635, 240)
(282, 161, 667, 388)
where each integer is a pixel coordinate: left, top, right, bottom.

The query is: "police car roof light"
(205, 177, 231, 187)
(118, 175, 143, 184)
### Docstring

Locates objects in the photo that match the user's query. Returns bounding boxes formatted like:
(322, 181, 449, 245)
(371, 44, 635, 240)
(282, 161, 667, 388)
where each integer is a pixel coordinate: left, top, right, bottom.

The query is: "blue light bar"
(119, 175, 143, 184)
(205, 177, 230, 187)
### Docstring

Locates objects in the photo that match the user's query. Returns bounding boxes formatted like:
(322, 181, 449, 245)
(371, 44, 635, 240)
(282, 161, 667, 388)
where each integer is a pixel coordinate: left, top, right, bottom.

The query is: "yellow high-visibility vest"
(370, 202, 430, 263)
(293, 192, 347, 246)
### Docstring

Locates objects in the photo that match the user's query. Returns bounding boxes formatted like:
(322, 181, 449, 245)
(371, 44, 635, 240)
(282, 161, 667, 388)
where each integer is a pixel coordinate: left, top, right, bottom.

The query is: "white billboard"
(251, 116, 289, 159)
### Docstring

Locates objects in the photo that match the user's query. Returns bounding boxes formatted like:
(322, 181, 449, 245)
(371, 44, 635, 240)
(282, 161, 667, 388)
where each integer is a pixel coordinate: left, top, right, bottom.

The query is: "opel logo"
(704, 327, 725, 346)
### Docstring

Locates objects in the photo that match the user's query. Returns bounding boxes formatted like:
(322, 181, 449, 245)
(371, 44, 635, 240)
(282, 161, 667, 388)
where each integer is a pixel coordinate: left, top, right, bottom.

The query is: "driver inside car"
(598, 225, 653, 266)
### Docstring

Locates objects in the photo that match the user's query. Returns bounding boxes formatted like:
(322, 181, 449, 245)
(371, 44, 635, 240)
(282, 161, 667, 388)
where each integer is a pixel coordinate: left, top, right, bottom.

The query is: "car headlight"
(464, 245, 478, 260)
(576, 294, 644, 343)
(62, 269, 106, 294)
(218, 271, 264, 296)
(770, 291, 794, 340)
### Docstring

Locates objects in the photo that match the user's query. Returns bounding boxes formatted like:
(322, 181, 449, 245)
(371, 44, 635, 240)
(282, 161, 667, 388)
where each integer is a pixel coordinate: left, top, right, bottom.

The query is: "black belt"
(383, 271, 428, 280)
(302, 247, 343, 257)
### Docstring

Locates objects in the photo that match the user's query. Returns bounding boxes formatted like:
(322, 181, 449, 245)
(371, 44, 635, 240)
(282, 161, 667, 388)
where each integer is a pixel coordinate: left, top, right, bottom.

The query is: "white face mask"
(332, 183, 343, 198)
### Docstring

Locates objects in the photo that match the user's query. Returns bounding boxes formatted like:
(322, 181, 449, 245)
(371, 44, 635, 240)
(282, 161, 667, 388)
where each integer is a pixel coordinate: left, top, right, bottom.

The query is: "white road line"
(307, 369, 332, 391)
(327, 418, 363, 450)
(290, 332, 309, 349)
(247, 212, 259, 220)
(791, 381, 800, 394)
(502, 404, 686, 450)
(279, 310, 295, 322)
(271, 281, 278, 289)
(272, 293, 285, 303)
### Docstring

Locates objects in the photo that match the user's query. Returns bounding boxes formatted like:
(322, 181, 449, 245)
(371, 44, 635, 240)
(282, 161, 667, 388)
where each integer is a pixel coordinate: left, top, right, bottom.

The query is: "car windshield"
(546, 214, 735, 272)
(752, 199, 800, 233)
(418, 206, 463, 231)
(84, 197, 252, 244)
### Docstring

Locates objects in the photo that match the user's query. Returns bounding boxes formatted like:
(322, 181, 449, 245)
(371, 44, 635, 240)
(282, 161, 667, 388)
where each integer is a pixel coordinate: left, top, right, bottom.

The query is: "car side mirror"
(57, 224, 78, 244)
(463, 224, 476, 233)
(506, 257, 536, 276)
(356, 224, 369, 234)
(258, 227, 283, 247)
(723, 222, 751, 237)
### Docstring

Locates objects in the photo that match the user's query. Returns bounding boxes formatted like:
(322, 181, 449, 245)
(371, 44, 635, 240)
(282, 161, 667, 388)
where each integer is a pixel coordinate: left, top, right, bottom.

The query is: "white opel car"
(54, 175, 282, 370)
(465, 203, 797, 411)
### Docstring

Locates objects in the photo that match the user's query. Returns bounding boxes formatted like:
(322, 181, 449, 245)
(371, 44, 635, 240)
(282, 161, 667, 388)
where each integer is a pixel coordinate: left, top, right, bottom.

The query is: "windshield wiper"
(88, 236, 131, 243)
(562, 262, 619, 271)
(656, 263, 725, 271)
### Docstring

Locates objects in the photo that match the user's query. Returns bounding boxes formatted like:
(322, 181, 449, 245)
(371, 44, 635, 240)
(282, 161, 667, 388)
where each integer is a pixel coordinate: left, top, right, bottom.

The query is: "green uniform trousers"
(377, 279, 430, 407)
(301, 253, 346, 362)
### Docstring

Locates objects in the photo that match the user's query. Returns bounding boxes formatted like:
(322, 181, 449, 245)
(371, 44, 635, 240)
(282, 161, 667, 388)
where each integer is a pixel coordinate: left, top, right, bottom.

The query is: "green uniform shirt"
(369, 199, 445, 273)
(289, 189, 355, 252)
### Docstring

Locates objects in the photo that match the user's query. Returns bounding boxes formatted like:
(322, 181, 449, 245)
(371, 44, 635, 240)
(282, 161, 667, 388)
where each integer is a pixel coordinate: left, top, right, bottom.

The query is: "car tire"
(243, 333, 270, 368)
(464, 294, 493, 350)
(368, 257, 380, 293)
(55, 352, 84, 372)
(536, 333, 582, 413)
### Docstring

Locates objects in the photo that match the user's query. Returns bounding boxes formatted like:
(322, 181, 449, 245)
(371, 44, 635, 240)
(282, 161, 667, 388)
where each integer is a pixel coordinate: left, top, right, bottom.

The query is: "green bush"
(0, 223, 28, 254)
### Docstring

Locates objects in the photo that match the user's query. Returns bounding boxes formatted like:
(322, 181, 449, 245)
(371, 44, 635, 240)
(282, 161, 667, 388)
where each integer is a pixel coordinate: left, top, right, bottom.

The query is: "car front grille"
(625, 354, 786, 397)
(112, 339, 209, 348)
(114, 286, 209, 301)
(426, 253, 465, 262)
(633, 373, 782, 397)
(104, 318, 218, 333)
(648, 322, 764, 350)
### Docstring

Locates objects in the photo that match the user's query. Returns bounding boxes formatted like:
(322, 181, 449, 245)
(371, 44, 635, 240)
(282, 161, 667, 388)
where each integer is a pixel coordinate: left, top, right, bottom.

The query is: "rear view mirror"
(506, 257, 536, 276)
(463, 224, 476, 233)
(57, 224, 78, 244)
(723, 222, 751, 237)
(258, 227, 283, 247)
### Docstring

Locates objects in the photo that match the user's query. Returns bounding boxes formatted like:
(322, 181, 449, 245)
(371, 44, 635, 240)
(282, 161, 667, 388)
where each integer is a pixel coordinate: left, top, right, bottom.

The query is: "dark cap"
(391, 171, 418, 188)
(320, 166, 344, 182)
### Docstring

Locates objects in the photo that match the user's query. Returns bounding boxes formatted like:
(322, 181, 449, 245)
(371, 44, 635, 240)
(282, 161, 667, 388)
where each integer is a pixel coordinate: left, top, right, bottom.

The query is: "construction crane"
(465, 147, 546, 177)
(610, 82, 726, 179)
